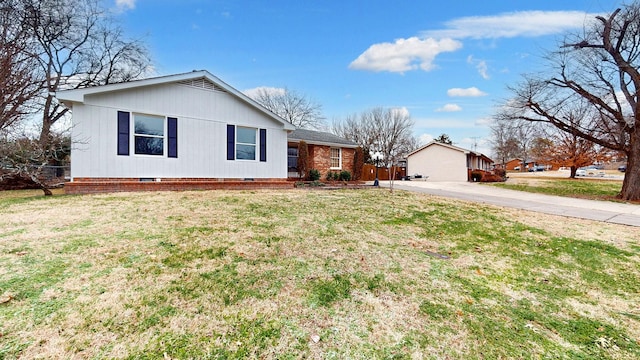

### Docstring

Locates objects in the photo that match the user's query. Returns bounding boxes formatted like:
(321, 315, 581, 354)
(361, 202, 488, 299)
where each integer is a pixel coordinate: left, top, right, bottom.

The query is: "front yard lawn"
(492, 178, 624, 201)
(1, 189, 639, 359)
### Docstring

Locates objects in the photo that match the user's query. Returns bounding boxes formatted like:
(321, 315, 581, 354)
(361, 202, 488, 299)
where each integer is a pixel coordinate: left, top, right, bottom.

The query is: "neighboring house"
(501, 158, 523, 171)
(56, 70, 296, 193)
(286, 129, 358, 179)
(503, 158, 537, 171)
(406, 141, 494, 182)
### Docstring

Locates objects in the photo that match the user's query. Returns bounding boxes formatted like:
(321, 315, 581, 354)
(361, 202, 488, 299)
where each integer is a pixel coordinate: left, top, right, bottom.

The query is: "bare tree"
(490, 119, 521, 167)
(0, 132, 70, 195)
(0, 0, 151, 195)
(332, 107, 417, 167)
(17, 0, 152, 144)
(332, 112, 375, 154)
(250, 88, 325, 130)
(497, 3, 640, 200)
(0, 0, 41, 132)
(491, 116, 539, 171)
(531, 106, 600, 177)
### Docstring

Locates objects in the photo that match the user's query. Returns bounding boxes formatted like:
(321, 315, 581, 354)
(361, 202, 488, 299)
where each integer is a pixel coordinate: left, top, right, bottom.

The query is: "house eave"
(288, 139, 358, 149)
(54, 70, 295, 130)
(407, 140, 493, 163)
(407, 141, 467, 157)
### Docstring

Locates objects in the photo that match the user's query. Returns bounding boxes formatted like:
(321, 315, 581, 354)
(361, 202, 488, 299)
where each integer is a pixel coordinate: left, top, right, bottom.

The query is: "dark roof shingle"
(288, 129, 358, 147)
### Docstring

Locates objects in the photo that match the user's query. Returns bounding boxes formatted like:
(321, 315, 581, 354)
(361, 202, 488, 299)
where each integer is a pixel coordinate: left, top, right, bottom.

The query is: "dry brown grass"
(1, 189, 639, 359)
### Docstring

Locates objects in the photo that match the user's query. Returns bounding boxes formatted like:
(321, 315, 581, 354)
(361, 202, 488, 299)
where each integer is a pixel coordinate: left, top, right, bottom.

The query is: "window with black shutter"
(168, 117, 178, 158)
(259, 128, 267, 162)
(117, 111, 130, 156)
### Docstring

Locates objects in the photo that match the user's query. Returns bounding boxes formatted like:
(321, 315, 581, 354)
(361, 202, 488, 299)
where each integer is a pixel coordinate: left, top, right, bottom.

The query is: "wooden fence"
(360, 164, 406, 181)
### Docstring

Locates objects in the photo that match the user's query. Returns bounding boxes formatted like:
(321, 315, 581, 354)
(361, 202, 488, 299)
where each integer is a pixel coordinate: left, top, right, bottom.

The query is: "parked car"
(528, 165, 545, 172)
(618, 164, 627, 172)
(577, 166, 605, 177)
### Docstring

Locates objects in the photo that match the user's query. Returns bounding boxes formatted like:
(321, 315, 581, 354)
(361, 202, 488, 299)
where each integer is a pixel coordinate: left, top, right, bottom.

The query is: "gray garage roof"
(288, 129, 358, 148)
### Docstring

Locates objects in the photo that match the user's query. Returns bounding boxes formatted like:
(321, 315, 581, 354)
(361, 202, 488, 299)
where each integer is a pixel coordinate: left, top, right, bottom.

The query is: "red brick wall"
(505, 159, 522, 170)
(65, 178, 293, 194)
(308, 145, 355, 179)
(343, 148, 355, 176)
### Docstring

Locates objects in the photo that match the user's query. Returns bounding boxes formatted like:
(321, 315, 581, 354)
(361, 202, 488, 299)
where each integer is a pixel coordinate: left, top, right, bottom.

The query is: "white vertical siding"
(70, 83, 289, 179)
(407, 145, 468, 182)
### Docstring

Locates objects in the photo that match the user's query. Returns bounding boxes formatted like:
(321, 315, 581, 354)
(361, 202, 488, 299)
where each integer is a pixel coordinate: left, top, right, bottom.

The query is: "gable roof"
(55, 70, 296, 130)
(407, 141, 493, 163)
(407, 141, 468, 157)
(287, 129, 358, 148)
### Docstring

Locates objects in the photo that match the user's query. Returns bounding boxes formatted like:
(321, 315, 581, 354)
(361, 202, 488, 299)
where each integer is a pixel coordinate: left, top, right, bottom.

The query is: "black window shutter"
(117, 111, 130, 156)
(227, 124, 235, 160)
(168, 117, 178, 158)
(259, 128, 267, 162)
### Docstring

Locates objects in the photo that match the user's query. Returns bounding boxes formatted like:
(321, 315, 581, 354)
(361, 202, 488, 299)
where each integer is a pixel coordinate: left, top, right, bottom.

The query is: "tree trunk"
(39, 119, 51, 146)
(39, 93, 54, 146)
(570, 165, 577, 178)
(620, 135, 640, 201)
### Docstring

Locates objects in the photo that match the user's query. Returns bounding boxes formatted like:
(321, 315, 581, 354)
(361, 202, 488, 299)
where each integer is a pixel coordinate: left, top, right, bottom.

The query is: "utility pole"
(470, 137, 479, 152)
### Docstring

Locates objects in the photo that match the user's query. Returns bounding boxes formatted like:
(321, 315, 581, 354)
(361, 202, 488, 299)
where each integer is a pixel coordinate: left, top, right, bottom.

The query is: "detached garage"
(406, 141, 493, 182)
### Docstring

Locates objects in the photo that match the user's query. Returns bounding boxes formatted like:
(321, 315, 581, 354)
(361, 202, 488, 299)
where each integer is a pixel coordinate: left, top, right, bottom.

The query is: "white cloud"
(242, 86, 286, 99)
(115, 0, 135, 11)
(391, 106, 411, 117)
(349, 37, 462, 73)
(474, 117, 493, 126)
(350, 11, 598, 75)
(418, 133, 434, 145)
(447, 87, 487, 97)
(467, 56, 489, 79)
(477, 61, 489, 79)
(436, 104, 462, 112)
(423, 11, 595, 40)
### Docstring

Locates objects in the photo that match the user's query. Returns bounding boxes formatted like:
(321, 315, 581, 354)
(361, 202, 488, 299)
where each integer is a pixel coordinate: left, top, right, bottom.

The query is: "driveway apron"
(379, 181, 640, 227)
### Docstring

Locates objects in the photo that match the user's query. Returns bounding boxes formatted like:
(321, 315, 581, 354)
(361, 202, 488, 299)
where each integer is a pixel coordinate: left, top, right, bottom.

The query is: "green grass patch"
(492, 179, 622, 200)
(308, 273, 353, 307)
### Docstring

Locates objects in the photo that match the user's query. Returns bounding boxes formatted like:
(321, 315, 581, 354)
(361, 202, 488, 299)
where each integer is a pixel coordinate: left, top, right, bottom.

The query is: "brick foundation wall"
(65, 178, 294, 194)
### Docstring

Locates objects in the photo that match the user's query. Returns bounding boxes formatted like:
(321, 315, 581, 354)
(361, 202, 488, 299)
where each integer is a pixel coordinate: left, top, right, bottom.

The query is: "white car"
(576, 167, 605, 177)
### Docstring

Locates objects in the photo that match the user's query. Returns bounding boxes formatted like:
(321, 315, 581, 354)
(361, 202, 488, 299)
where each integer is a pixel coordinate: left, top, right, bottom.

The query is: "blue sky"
(112, 0, 621, 155)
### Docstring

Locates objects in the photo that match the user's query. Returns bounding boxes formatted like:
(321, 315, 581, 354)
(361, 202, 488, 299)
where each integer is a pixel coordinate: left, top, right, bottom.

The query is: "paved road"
(377, 180, 640, 227)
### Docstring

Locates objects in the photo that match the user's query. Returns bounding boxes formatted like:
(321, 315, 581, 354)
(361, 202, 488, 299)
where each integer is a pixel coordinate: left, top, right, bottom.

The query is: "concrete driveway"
(378, 180, 640, 227)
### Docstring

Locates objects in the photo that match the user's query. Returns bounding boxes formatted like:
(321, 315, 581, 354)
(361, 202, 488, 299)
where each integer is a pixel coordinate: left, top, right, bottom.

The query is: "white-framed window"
(236, 126, 257, 160)
(134, 114, 165, 156)
(330, 147, 341, 169)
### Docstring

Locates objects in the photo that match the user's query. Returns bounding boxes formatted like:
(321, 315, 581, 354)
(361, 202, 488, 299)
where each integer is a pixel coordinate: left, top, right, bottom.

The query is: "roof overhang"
(55, 70, 296, 130)
(407, 140, 493, 163)
(407, 140, 467, 157)
(287, 138, 359, 149)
